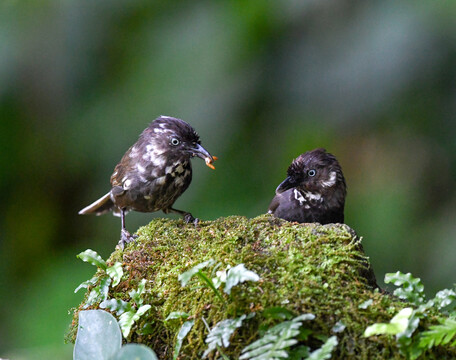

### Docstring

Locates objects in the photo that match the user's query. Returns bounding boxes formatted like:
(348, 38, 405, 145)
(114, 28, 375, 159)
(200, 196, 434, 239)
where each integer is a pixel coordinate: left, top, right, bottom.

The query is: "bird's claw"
(183, 213, 199, 227)
(118, 229, 138, 250)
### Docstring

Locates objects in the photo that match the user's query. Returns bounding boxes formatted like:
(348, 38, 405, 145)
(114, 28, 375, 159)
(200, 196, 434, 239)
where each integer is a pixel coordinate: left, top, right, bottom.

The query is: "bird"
(79, 115, 217, 248)
(268, 148, 346, 224)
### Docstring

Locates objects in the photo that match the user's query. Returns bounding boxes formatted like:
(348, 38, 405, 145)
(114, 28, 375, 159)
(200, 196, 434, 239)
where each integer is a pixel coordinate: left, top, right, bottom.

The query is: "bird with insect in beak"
(79, 115, 218, 249)
(268, 148, 346, 224)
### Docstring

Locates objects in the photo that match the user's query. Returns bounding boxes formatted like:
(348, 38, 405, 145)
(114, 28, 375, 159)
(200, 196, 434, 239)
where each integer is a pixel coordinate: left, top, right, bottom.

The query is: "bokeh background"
(1, 1, 455, 358)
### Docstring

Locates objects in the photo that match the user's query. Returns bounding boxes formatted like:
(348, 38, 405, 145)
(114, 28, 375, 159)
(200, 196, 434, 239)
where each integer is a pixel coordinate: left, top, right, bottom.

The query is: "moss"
(67, 215, 456, 359)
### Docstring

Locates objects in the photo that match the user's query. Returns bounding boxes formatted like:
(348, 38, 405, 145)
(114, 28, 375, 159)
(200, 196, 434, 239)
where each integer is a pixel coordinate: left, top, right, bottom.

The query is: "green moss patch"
(67, 215, 456, 359)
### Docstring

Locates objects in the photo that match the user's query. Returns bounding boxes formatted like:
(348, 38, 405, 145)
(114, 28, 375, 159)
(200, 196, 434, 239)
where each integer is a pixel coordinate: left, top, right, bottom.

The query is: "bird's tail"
(79, 192, 115, 216)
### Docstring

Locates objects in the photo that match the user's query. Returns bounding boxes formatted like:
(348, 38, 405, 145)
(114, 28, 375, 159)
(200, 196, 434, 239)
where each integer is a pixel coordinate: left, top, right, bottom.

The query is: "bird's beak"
(187, 143, 218, 169)
(275, 176, 295, 194)
(188, 143, 213, 160)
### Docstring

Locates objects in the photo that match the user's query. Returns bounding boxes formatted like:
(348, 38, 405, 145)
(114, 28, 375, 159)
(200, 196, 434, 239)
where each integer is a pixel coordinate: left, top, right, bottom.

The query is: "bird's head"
(146, 116, 216, 167)
(276, 148, 346, 196)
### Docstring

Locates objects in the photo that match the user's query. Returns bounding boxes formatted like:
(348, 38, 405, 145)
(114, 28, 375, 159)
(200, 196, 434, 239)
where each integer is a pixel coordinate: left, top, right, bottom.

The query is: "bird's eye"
(171, 138, 180, 146)
(308, 169, 316, 177)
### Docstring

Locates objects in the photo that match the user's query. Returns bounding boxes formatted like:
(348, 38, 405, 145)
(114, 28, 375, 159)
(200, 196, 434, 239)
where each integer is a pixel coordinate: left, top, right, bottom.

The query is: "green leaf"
(419, 317, 456, 350)
(129, 279, 147, 305)
(224, 264, 260, 295)
(288, 345, 310, 360)
(83, 276, 112, 308)
(74, 310, 121, 360)
(240, 314, 314, 360)
(75, 276, 98, 294)
(77, 249, 107, 270)
(178, 259, 215, 286)
(173, 320, 195, 360)
(136, 304, 152, 317)
(307, 336, 338, 360)
(203, 315, 247, 358)
(385, 272, 425, 305)
(358, 299, 373, 309)
(110, 344, 158, 360)
(262, 307, 295, 320)
(432, 289, 456, 310)
(106, 262, 123, 287)
(331, 321, 346, 333)
(99, 299, 131, 315)
(165, 311, 190, 321)
(118, 305, 151, 338)
(196, 271, 226, 304)
(364, 307, 413, 337)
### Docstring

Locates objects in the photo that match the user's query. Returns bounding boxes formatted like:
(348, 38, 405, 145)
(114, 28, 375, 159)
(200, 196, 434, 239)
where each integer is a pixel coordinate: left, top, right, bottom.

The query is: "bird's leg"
(118, 208, 137, 249)
(166, 207, 199, 226)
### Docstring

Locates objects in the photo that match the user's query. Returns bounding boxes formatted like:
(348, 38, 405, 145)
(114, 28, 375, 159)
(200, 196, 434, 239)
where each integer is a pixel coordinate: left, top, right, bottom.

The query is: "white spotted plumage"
(321, 171, 337, 188)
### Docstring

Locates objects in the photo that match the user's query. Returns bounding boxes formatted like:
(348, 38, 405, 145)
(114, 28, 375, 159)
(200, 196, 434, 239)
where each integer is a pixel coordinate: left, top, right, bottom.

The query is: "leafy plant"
(239, 314, 315, 360)
(173, 320, 195, 360)
(173, 260, 341, 359)
(364, 272, 456, 359)
(419, 316, 456, 349)
(75, 249, 124, 308)
(178, 260, 261, 304)
(100, 279, 151, 338)
(203, 314, 250, 358)
(74, 309, 158, 360)
(364, 307, 414, 337)
(306, 336, 338, 360)
(179, 259, 226, 303)
(219, 263, 260, 295)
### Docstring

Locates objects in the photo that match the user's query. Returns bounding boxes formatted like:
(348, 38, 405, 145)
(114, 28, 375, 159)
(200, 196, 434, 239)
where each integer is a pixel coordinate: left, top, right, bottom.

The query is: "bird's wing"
(267, 193, 281, 214)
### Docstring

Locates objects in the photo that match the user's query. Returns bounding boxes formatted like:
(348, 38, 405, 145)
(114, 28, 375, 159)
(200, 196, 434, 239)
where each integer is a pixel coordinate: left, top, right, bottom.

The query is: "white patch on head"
(155, 176, 166, 185)
(123, 179, 132, 190)
(293, 189, 306, 205)
(321, 171, 337, 188)
(304, 191, 322, 202)
(159, 123, 166, 129)
(160, 115, 174, 120)
(153, 128, 165, 134)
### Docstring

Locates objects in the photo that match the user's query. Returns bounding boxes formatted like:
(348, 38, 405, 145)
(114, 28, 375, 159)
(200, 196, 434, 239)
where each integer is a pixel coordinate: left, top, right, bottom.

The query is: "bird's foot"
(183, 213, 199, 227)
(118, 229, 138, 250)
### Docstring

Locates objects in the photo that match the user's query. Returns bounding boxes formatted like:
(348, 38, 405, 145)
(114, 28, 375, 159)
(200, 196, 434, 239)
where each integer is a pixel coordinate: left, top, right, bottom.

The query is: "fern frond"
(419, 317, 456, 350)
(239, 314, 314, 360)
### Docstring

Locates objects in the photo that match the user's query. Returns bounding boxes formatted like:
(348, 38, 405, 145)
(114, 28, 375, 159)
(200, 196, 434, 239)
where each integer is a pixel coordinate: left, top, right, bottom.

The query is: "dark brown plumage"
(268, 148, 346, 224)
(79, 115, 216, 248)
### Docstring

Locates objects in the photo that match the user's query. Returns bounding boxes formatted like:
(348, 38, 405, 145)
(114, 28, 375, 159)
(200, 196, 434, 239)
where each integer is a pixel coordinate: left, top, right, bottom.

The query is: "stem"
(197, 271, 226, 305)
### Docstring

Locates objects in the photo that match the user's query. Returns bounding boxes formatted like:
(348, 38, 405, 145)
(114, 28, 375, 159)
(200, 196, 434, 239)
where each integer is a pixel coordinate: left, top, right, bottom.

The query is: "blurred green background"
(1, 1, 455, 358)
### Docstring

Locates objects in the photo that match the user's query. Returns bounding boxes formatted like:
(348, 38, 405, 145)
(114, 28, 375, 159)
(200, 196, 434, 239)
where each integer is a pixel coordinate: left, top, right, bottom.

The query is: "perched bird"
(79, 115, 217, 248)
(268, 148, 346, 224)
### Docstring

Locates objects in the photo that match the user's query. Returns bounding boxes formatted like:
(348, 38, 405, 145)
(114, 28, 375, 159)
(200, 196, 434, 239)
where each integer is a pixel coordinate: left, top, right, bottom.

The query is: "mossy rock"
(68, 215, 456, 359)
